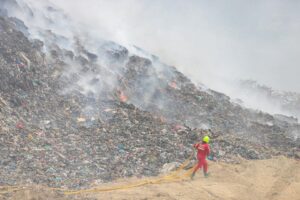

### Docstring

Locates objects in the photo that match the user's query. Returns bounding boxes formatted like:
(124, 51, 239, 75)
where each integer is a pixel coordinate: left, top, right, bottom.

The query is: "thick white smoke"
(48, 0, 300, 120)
(7, 0, 300, 119)
(47, 0, 300, 92)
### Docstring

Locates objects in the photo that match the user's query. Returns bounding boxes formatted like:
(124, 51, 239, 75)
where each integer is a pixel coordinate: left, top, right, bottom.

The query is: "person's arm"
(206, 144, 210, 156)
(207, 145, 214, 160)
(194, 143, 205, 150)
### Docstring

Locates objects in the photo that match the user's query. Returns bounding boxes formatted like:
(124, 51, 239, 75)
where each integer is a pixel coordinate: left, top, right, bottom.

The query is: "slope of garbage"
(236, 80, 300, 120)
(0, 0, 299, 190)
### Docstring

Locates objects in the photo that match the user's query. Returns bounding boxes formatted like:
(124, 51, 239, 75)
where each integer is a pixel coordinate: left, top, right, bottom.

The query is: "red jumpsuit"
(193, 143, 210, 174)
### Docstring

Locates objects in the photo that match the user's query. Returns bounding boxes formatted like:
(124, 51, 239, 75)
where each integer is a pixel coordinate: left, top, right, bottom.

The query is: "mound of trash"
(0, 1, 299, 189)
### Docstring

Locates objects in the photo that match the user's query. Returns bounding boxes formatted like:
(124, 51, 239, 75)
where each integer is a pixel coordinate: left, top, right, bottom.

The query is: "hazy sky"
(48, 0, 300, 93)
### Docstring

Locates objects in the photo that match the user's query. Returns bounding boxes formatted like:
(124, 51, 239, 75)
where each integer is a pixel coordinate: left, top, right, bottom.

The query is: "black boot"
(190, 172, 196, 180)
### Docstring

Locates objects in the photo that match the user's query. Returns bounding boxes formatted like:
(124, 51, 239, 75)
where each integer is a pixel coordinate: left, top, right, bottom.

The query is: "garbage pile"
(0, 7, 299, 190)
(238, 80, 300, 119)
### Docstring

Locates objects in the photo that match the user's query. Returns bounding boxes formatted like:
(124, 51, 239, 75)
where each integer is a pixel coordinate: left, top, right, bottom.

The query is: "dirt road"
(6, 156, 300, 200)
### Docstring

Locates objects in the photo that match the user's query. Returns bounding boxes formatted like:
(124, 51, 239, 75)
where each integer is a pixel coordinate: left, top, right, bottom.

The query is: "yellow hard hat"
(202, 136, 210, 143)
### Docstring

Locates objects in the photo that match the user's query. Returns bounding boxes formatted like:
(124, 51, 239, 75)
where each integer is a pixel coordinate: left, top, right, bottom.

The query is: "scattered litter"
(0, 15, 298, 191)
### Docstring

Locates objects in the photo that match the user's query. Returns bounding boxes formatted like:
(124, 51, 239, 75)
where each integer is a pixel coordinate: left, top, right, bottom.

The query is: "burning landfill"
(0, 0, 299, 195)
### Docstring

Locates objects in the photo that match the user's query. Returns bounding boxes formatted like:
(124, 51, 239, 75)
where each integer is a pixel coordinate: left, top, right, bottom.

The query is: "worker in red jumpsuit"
(191, 135, 210, 179)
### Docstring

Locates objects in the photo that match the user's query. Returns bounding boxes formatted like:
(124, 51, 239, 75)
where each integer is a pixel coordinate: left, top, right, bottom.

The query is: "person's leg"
(203, 160, 209, 177)
(193, 161, 202, 173)
(203, 160, 208, 173)
(191, 160, 203, 179)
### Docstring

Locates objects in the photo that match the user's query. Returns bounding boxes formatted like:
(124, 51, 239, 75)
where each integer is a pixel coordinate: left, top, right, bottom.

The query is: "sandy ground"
(4, 156, 300, 200)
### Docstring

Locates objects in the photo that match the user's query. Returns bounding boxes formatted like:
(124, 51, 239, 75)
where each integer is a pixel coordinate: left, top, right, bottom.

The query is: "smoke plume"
(6, 0, 300, 119)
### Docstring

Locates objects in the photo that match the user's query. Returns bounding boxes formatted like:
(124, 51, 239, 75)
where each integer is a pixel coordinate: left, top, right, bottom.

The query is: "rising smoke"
(47, 0, 300, 92)
(6, 0, 300, 119)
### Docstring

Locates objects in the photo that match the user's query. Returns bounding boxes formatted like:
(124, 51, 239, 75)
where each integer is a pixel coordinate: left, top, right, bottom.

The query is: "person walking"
(191, 135, 210, 179)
